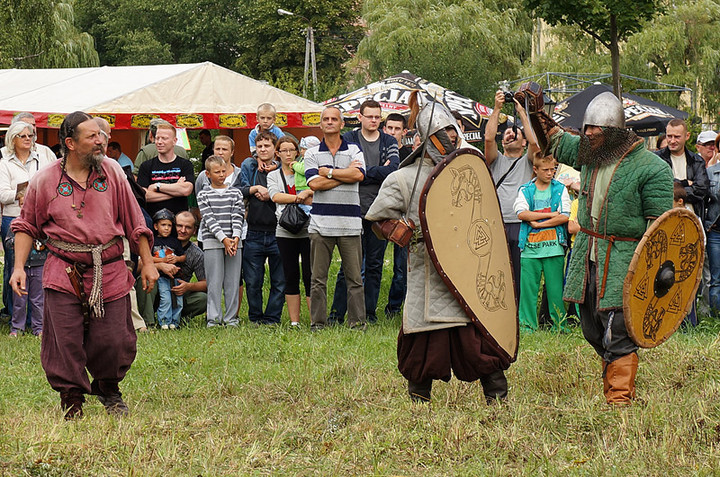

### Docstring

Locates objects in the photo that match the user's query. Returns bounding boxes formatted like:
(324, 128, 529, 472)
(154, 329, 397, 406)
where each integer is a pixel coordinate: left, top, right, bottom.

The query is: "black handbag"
(278, 172, 309, 234)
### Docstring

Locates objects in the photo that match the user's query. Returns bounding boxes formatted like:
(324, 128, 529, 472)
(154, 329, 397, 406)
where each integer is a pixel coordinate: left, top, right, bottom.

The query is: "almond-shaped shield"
(623, 208, 704, 348)
(419, 148, 519, 361)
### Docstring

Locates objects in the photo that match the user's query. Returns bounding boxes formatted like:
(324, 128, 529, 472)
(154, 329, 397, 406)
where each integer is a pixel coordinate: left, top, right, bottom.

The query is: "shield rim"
(623, 207, 704, 348)
(418, 147, 519, 362)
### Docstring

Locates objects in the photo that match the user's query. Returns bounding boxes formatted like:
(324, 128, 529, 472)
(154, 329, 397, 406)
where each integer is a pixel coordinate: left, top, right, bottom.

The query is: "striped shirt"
(305, 139, 365, 236)
(197, 186, 245, 249)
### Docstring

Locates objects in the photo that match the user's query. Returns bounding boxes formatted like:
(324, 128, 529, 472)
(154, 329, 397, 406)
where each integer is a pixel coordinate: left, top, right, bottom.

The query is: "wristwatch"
(327, 170, 333, 179)
(155, 183, 161, 192)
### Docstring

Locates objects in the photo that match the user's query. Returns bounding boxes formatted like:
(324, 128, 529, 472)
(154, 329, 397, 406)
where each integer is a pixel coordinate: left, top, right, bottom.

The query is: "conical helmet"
(416, 101, 457, 139)
(582, 92, 625, 131)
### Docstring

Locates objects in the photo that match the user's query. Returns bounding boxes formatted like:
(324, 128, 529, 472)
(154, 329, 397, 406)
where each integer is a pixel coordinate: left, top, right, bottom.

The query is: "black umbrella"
(552, 83, 688, 137)
(323, 71, 492, 143)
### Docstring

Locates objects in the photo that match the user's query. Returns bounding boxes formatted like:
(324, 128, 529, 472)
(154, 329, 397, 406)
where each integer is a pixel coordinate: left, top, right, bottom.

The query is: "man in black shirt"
(137, 123, 195, 217)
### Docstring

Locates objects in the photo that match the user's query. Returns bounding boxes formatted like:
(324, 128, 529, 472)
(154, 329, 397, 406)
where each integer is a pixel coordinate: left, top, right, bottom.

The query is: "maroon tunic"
(12, 159, 153, 395)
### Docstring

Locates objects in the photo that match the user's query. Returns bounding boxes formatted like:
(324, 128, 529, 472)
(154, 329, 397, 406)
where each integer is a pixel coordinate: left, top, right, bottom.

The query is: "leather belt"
(580, 227, 639, 298)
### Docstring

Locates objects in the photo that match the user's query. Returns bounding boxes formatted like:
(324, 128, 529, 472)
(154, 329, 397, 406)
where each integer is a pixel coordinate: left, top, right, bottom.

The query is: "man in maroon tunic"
(10, 111, 158, 419)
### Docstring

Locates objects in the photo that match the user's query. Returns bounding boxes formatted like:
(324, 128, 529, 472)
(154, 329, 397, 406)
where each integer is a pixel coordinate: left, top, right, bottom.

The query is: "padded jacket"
(551, 131, 673, 310)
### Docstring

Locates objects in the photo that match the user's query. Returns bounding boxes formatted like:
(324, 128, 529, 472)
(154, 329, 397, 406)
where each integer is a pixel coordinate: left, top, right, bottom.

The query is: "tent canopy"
(552, 83, 688, 137)
(324, 71, 492, 143)
(0, 62, 323, 130)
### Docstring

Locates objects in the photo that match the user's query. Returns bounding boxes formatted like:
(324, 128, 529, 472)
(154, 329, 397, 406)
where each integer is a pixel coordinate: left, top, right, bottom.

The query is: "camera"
(502, 82, 544, 113)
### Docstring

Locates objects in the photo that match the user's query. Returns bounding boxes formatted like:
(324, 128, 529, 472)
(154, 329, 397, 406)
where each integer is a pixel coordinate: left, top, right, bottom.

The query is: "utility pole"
(278, 8, 317, 100)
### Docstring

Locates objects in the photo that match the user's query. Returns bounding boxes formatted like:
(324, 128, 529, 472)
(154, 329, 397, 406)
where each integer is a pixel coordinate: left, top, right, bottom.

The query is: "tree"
(75, 0, 243, 67)
(353, 0, 532, 105)
(0, 0, 98, 68)
(522, 0, 720, 123)
(233, 0, 365, 99)
(622, 0, 720, 123)
(74, 0, 362, 99)
(523, 0, 662, 97)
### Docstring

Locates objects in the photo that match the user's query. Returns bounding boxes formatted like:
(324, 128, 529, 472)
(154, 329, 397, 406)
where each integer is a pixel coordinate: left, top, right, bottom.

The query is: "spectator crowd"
(1, 97, 717, 337)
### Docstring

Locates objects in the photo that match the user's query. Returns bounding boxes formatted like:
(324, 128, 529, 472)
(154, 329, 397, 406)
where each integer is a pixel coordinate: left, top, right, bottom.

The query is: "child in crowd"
(5, 229, 46, 337)
(152, 209, 186, 329)
(514, 155, 571, 332)
(291, 136, 320, 215)
(674, 181, 688, 209)
(197, 155, 245, 327)
(248, 103, 285, 154)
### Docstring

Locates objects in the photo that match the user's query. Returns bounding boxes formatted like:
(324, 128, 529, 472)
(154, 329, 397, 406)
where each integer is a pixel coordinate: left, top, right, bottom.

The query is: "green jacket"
(551, 131, 673, 310)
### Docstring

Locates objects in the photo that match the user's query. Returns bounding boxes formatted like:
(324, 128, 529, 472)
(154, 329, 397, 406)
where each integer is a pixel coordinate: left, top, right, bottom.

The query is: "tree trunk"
(610, 14, 621, 99)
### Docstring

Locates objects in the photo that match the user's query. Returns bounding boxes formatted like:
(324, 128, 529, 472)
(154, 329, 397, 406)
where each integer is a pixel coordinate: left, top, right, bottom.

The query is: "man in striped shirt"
(305, 107, 367, 331)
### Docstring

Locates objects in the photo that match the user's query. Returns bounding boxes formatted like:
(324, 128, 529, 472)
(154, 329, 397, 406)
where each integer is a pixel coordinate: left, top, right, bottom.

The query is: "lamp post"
(278, 8, 317, 101)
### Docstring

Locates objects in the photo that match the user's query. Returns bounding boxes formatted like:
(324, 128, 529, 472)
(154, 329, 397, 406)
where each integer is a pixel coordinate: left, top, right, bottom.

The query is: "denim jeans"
(330, 219, 387, 322)
(385, 243, 407, 314)
(707, 228, 720, 313)
(11, 264, 43, 334)
(243, 230, 285, 324)
(157, 276, 182, 327)
(1, 215, 15, 315)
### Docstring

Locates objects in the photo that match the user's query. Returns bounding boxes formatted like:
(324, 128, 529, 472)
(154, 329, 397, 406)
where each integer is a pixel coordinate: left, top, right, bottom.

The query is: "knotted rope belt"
(579, 227, 639, 299)
(46, 236, 121, 319)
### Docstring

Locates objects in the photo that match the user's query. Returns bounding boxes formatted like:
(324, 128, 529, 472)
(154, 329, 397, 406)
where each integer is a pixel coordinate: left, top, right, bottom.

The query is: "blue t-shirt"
(249, 125, 285, 151)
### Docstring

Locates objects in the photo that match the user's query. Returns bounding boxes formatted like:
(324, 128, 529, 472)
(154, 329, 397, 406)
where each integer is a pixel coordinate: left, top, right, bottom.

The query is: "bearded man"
(366, 100, 511, 403)
(530, 92, 673, 404)
(10, 111, 158, 419)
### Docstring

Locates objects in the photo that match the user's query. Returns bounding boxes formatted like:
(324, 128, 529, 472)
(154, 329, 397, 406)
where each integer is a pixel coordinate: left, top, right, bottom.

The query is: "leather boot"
(408, 379, 432, 403)
(480, 370, 508, 404)
(92, 380, 129, 417)
(60, 389, 85, 420)
(603, 352, 638, 405)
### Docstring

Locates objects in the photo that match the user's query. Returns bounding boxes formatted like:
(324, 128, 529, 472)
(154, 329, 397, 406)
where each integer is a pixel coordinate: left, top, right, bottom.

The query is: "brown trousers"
(397, 321, 509, 384)
(41, 290, 136, 395)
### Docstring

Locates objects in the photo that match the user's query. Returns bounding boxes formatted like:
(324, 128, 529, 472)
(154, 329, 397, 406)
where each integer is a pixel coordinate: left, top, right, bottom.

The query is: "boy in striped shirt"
(197, 155, 245, 327)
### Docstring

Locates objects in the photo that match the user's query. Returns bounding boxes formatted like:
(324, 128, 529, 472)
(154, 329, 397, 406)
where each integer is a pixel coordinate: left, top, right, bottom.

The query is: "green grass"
(1, 250, 719, 475)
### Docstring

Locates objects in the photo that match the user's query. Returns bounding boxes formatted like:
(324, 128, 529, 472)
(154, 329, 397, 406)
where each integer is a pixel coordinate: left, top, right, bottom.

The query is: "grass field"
(1, 255, 719, 476)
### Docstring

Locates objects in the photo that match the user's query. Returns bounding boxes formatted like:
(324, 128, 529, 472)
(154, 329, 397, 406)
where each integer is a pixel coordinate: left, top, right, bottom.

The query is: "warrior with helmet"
(366, 93, 514, 403)
(528, 89, 674, 404)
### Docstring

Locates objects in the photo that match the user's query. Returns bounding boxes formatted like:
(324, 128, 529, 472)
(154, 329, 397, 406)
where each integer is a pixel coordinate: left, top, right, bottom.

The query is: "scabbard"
(64, 264, 92, 329)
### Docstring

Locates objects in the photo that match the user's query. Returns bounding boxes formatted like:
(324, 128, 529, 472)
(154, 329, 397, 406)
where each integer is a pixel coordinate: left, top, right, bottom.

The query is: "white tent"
(0, 62, 322, 130)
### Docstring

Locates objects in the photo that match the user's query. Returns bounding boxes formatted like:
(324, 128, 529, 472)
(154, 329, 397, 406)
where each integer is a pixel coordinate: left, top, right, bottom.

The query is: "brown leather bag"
(372, 218, 416, 247)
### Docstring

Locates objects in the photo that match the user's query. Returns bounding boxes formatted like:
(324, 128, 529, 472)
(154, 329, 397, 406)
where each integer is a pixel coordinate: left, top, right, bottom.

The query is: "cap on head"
(299, 136, 320, 149)
(697, 130, 717, 144)
(582, 92, 625, 131)
(152, 208, 175, 223)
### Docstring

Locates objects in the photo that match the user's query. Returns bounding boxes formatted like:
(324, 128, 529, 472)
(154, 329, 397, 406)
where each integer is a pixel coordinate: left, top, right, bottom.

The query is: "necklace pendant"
(77, 211, 83, 218)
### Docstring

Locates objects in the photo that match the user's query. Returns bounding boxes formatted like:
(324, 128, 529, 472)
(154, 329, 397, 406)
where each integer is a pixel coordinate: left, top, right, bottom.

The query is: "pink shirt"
(12, 159, 153, 301)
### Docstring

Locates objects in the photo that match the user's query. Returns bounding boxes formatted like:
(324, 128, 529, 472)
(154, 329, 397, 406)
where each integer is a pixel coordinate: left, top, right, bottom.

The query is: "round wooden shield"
(419, 148, 519, 362)
(623, 208, 704, 348)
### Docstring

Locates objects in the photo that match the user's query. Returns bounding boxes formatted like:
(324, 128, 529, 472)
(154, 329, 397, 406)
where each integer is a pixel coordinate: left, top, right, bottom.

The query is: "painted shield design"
(419, 149, 519, 361)
(623, 208, 704, 348)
